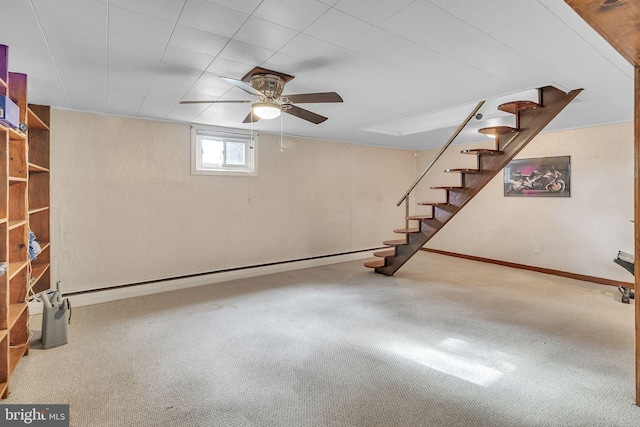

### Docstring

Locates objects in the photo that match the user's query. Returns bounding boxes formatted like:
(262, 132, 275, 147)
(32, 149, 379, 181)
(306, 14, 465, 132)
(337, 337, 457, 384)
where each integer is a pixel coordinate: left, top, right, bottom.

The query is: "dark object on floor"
(618, 285, 635, 304)
(613, 250, 634, 275)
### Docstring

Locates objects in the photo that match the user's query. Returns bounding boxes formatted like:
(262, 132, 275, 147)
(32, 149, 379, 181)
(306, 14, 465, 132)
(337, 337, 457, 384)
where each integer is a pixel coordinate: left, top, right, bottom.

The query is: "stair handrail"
(397, 100, 486, 206)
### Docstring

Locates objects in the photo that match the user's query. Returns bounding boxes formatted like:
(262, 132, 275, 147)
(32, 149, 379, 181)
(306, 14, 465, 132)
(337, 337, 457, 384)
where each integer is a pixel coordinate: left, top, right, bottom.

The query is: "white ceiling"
(0, 0, 633, 149)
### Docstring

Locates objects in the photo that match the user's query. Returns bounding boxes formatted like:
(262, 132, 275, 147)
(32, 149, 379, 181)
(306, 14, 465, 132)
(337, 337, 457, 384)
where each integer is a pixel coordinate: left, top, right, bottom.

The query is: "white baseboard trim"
(29, 250, 377, 315)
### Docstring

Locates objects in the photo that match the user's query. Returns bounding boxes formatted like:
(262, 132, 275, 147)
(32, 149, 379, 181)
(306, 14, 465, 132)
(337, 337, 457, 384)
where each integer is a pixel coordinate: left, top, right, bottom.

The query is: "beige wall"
(50, 110, 415, 292)
(416, 122, 635, 282)
(50, 109, 633, 293)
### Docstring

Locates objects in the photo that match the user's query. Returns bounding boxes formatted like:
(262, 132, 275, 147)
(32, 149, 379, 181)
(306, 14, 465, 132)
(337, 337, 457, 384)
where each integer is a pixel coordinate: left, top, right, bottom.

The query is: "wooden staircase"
(365, 85, 582, 276)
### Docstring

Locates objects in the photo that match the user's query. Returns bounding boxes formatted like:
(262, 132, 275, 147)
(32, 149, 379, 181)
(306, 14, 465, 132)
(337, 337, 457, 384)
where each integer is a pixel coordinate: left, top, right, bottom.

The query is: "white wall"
(415, 122, 634, 282)
(50, 110, 415, 293)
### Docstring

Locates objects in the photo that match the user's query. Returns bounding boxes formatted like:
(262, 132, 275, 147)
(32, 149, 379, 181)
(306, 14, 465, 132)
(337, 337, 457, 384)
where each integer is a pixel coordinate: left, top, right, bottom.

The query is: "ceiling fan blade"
(180, 100, 252, 104)
(284, 105, 328, 124)
(285, 92, 343, 104)
(242, 111, 260, 123)
(220, 76, 263, 96)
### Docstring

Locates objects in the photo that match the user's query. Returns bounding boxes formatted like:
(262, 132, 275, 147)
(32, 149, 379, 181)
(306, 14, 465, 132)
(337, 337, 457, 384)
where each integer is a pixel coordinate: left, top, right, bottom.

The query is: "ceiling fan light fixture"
(252, 100, 281, 119)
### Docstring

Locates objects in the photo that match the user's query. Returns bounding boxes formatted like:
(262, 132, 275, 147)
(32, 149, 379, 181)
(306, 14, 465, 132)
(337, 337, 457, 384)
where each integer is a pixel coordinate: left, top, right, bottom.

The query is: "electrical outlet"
(534, 245, 540, 254)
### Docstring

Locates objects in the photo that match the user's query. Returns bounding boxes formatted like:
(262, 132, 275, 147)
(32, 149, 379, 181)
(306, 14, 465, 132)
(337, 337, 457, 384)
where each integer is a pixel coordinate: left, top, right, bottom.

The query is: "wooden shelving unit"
(0, 44, 51, 398)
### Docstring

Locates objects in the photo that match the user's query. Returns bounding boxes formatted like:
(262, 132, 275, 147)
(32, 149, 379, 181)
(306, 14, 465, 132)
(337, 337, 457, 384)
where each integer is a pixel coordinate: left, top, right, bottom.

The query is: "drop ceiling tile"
(31, 0, 107, 30)
(0, 1, 41, 51)
(167, 102, 212, 122)
(550, 56, 633, 103)
(168, 25, 229, 56)
(107, 69, 151, 115)
(379, 1, 456, 40)
(178, 0, 249, 37)
(234, 16, 299, 52)
(161, 46, 215, 71)
(417, 19, 542, 81)
(181, 81, 230, 101)
(61, 67, 107, 111)
(545, 0, 632, 73)
(194, 71, 237, 89)
(428, 0, 493, 17)
(460, 0, 546, 34)
(109, 6, 175, 45)
(36, 13, 108, 110)
(494, 12, 598, 65)
(217, 39, 275, 67)
(278, 33, 353, 66)
(253, 0, 330, 31)
(139, 67, 202, 118)
(207, 0, 262, 14)
(343, 27, 412, 61)
(26, 76, 70, 108)
(205, 57, 257, 78)
(304, 8, 372, 47)
(108, 32, 166, 70)
(107, 33, 166, 114)
(334, 0, 415, 25)
(108, 0, 185, 21)
(260, 53, 318, 77)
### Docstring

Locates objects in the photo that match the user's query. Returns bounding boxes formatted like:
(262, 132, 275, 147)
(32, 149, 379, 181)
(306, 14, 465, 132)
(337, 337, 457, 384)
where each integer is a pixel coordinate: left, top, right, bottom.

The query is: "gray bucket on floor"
(41, 290, 70, 349)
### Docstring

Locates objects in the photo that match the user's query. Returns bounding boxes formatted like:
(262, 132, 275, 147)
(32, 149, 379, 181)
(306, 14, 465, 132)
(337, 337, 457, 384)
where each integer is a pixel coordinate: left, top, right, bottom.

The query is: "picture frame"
(503, 156, 571, 197)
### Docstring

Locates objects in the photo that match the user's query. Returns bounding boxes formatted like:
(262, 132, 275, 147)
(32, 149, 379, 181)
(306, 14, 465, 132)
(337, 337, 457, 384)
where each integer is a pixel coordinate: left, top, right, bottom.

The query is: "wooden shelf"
(28, 162, 49, 173)
(27, 108, 49, 131)
(7, 128, 25, 141)
(7, 220, 26, 230)
(28, 206, 48, 215)
(1, 45, 51, 399)
(8, 262, 27, 280)
(30, 263, 49, 286)
(8, 303, 26, 330)
(9, 346, 27, 375)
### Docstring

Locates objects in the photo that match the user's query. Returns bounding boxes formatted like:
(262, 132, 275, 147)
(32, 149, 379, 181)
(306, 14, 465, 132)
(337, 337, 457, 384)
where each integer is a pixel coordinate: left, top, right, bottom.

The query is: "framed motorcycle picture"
(503, 155, 571, 197)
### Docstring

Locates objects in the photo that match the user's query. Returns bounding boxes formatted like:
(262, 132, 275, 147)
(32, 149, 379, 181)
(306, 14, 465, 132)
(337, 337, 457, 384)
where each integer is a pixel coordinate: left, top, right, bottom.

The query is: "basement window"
(191, 124, 257, 176)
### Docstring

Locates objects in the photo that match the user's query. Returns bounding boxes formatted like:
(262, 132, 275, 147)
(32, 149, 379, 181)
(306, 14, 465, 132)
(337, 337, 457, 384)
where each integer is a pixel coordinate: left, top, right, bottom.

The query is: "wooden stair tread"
(364, 260, 386, 268)
(373, 250, 396, 258)
(383, 239, 406, 246)
(460, 149, 503, 156)
(394, 228, 420, 234)
(445, 168, 481, 173)
(406, 215, 433, 220)
(498, 100, 540, 114)
(430, 185, 464, 190)
(477, 126, 518, 135)
(417, 201, 449, 206)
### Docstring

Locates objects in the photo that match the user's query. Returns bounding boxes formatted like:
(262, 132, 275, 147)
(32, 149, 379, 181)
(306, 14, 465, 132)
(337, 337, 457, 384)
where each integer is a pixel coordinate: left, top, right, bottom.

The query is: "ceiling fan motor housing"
(250, 74, 285, 99)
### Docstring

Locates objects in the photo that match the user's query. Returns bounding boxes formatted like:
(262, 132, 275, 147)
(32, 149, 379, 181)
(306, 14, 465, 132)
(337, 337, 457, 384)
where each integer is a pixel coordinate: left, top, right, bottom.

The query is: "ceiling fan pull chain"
(280, 113, 284, 152)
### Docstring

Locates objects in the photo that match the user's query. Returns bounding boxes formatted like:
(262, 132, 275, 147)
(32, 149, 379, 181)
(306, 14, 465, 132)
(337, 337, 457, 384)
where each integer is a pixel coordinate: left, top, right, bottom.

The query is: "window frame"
(191, 124, 258, 176)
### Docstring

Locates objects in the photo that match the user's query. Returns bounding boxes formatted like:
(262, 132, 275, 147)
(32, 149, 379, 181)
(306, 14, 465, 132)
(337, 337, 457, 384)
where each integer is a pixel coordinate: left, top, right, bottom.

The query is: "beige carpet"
(4, 251, 640, 426)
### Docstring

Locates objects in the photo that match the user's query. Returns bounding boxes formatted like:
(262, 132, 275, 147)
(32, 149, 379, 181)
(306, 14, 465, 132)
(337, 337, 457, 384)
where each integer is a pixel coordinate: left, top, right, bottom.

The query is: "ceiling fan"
(180, 66, 343, 124)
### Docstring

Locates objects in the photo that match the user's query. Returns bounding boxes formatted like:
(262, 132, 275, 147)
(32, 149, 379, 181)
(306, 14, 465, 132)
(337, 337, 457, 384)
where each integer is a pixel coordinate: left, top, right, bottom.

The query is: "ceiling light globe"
(252, 101, 281, 119)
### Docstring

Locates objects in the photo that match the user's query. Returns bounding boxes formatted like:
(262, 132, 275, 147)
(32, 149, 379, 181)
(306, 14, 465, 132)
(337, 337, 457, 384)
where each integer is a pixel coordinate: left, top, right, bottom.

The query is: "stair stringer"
(373, 85, 583, 276)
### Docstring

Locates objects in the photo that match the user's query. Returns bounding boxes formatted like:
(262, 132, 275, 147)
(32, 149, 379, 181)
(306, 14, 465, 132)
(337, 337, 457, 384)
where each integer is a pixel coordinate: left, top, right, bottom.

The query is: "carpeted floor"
(4, 251, 640, 426)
